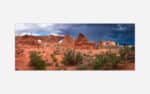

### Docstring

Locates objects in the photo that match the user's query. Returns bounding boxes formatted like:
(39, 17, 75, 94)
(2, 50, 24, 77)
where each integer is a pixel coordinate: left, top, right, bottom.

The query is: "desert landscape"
(15, 34, 135, 70)
(15, 24, 135, 70)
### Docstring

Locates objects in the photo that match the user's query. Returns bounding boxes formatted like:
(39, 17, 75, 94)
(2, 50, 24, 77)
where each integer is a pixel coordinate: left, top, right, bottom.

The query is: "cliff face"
(61, 35, 74, 48)
(75, 33, 96, 49)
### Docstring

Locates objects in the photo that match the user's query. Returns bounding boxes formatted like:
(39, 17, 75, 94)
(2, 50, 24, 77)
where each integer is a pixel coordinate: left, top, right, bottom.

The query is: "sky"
(15, 23, 135, 45)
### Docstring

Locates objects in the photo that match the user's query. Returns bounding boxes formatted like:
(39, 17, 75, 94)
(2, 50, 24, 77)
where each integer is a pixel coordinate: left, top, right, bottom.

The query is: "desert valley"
(15, 33, 135, 70)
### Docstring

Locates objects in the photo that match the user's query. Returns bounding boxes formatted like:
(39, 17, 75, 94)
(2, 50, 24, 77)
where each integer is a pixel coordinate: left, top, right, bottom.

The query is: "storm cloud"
(15, 23, 135, 45)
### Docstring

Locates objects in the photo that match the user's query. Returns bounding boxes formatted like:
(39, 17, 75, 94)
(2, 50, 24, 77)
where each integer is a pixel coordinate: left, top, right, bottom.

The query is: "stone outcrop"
(16, 35, 64, 46)
(98, 41, 116, 48)
(49, 35, 64, 43)
(61, 35, 74, 48)
(75, 33, 96, 49)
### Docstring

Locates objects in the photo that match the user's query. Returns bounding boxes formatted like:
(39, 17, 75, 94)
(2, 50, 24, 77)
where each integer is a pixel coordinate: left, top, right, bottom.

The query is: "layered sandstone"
(75, 33, 96, 49)
(61, 35, 74, 48)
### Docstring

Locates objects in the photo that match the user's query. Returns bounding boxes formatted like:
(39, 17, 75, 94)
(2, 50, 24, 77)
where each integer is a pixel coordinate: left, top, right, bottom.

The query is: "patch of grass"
(62, 49, 83, 66)
(30, 51, 47, 70)
(105, 52, 121, 69)
(92, 52, 121, 70)
(119, 46, 134, 61)
(92, 55, 106, 70)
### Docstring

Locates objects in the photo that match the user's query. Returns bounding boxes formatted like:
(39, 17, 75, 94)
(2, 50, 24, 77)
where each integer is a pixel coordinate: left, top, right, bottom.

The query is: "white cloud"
(50, 33, 64, 36)
(15, 31, 41, 36)
(15, 23, 69, 36)
(15, 24, 29, 31)
(16, 23, 52, 30)
(15, 24, 39, 31)
(37, 23, 54, 28)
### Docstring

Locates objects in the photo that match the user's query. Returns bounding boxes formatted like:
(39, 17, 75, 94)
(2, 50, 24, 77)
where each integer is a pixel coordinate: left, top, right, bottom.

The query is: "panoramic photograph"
(15, 23, 135, 70)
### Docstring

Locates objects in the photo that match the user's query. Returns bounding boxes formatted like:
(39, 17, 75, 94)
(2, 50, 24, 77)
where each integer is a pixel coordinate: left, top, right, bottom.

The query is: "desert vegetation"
(29, 51, 47, 70)
(92, 53, 121, 70)
(62, 49, 83, 66)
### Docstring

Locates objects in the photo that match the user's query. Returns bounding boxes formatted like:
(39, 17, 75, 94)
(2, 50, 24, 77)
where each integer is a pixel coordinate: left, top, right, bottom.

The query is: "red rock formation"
(16, 35, 64, 46)
(75, 33, 96, 49)
(75, 33, 88, 42)
(49, 35, 64, 43)
(98, 41, 116, 48)
(61, 35, 74, 48)
(15, 35, 39, 46)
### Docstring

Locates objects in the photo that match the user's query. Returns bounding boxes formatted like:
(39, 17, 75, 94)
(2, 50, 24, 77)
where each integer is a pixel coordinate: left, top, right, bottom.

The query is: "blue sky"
(15, 23, 135, 45)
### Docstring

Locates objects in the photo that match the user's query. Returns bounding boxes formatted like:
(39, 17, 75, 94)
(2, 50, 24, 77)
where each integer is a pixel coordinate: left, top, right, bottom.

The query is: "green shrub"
(30, 51, 47, 70)
(105, 53, 121, 69)
(50, 54, 57, 62)
(92, 55, 106, 70)
(119, 46, 134, 60)
(62, 50, 83, 65)
(92, 52, 121, 70)
(75, 52, 83, 63)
